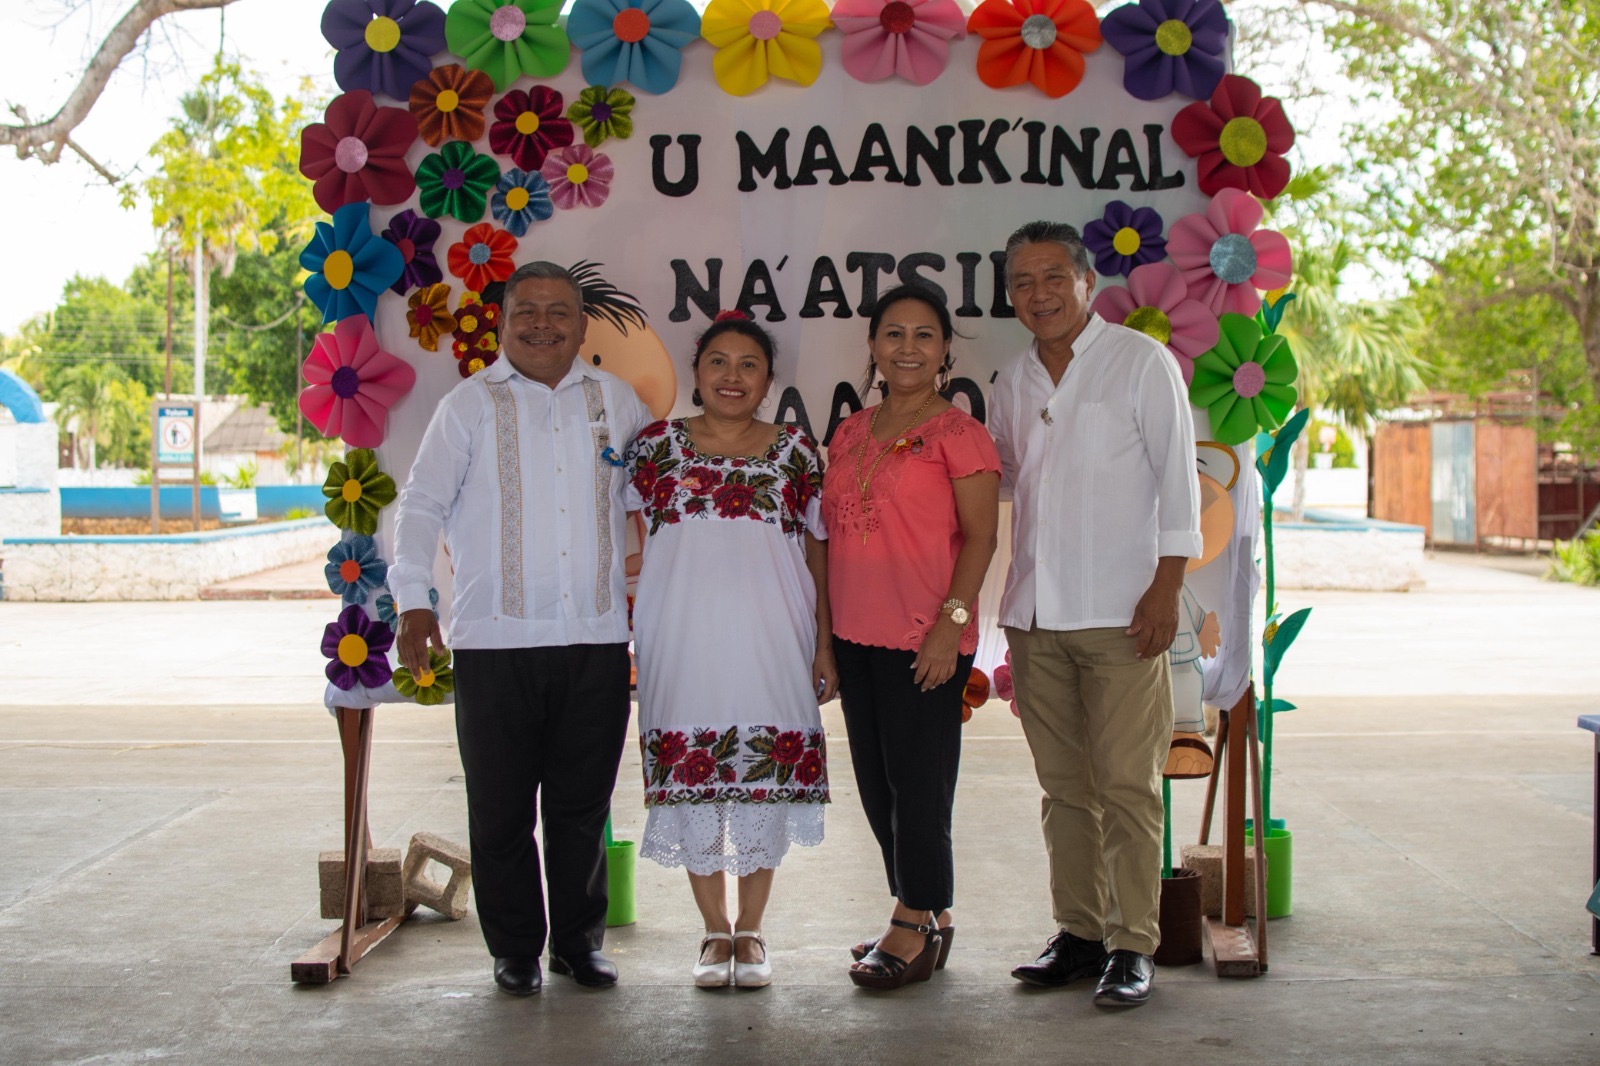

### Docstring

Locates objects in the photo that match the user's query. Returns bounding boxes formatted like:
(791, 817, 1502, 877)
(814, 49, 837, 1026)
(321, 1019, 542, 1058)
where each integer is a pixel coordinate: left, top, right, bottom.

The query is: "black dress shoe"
(1010, 930, 1108, 987)
(549, 950, 619, 988)
(494, 956, 542, 996)
(1093, 949, 1154, 1008)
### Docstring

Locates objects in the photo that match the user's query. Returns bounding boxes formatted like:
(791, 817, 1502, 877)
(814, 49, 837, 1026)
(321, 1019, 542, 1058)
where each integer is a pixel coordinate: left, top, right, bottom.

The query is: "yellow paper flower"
(701, 0, 831, 95)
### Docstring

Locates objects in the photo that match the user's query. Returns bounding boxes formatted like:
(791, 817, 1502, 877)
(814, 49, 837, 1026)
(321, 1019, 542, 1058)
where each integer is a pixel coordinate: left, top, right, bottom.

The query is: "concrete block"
(403, 832, 472, 921)
(1180, 844, 1259, 918)
(318, 847, 407, 920)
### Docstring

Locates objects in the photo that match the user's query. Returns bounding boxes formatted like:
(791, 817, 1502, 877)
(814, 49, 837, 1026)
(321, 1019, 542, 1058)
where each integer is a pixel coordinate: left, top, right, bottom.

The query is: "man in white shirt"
(392, 261, 651, 996)
(991, 222, 1201, 1008)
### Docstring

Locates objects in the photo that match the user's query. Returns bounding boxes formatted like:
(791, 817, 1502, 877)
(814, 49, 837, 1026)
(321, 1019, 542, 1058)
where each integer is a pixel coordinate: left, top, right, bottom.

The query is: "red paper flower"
(447, 223, 518, 292)
(1171, 73, 1295, 200)
(967, 0, 1101, 98)
(489, 86, 575, 171)
(299, 91, 418, 213)
(409, 63, 494, 146)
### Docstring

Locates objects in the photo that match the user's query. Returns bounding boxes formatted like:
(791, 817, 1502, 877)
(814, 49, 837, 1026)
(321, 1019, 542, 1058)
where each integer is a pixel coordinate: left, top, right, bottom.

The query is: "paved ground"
(2, 554, 1598, 1064)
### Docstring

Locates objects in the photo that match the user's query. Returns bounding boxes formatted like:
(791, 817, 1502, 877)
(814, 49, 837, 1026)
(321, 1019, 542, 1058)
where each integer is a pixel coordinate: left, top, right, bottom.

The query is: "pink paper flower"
(1165, 187, 1293, 316)
(541, 144, 614, 209)
(832, 0, 966, 85)
(1093, 261, 1220, 385)
(299, 316, 417, 448)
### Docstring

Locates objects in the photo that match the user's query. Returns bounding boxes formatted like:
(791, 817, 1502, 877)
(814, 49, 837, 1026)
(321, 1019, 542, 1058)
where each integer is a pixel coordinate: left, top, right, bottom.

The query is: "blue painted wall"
(61, 485, 326, 520)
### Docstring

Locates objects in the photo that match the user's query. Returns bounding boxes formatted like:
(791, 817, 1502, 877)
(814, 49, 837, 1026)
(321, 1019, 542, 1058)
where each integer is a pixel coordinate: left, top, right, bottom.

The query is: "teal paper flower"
(325, 534, 389, 606)
(1188, 312, 1299, 446)
(567, 0, 701, 95)
(300, 202, 404, 324)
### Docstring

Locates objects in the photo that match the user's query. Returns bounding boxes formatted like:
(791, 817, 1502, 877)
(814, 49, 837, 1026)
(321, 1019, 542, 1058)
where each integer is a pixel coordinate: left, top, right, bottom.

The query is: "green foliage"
(1309, 420, 1357, 468)
(1548, 533, 1600, 587)
(221, 460, 259, 489)
(49, 361, 150, 469)
(1258, 407, 1312, 497)
(282, 506, 318, 520)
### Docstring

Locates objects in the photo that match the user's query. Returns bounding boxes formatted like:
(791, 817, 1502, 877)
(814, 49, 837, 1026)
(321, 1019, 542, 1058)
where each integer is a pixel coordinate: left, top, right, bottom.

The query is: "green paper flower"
(566, 85, 635, 148)
(445, 0, 570, 91)
(1188, 312, 1299, 446)
(394, 648, 455, 706)
(416, 140, 501, 222)
(322, 448, 398, 535)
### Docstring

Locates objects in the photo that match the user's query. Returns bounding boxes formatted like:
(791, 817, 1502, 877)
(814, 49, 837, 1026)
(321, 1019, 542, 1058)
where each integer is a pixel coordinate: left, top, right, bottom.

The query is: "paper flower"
(1100, 0, 1227, 101)
(447, 223, 518, 292)
(1082, 201, 1166, 278)
(322, 448, 398, 535)
(490, 168, 555, 236)
(325, 534, 389, 606)
(408, 63, 494, 146)
(380, 209, 443, 296)
(300, 315, 418, 448)
(1172, 73, 1296, 200)
(1167, 187, 1294, 316)
(299, 91, 419, 213)
(416, 140, 502, 222)
(394, 648, 456, 705)
(321, 603, 395, 690)
(452, 293, 502, 376)
(322, 0, 447, 100)
(700, 0, 832, 96)
(376, 586, 439, 627)
(300, 202, 405, 325)
(831, 0, 966, 85)
(566, 85, 636, 147)
(445, 0, 570, 90)
(967, 0, 1101, 98)
(489, 86, 574, 170)
(541, 145, 613, 209)
(1189, 312, 1299, 446)
(407, 282, 457, 350)
(1091, 261, 1219, 384)
(568, 0, 702, 94)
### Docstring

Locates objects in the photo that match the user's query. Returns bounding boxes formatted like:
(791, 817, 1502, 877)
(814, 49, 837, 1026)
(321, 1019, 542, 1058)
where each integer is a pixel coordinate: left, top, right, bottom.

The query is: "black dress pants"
(452, 643, 631, 959)
(835, 638, 973, 914)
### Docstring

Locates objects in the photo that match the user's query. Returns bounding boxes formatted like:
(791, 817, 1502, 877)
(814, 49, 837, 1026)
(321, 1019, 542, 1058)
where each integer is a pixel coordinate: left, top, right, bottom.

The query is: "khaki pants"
(1005, 624, 1172, 956)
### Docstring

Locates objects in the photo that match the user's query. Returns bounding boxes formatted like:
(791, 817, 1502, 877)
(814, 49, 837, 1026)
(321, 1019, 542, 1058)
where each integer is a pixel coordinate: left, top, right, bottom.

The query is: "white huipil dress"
(624, 419, 830, 876)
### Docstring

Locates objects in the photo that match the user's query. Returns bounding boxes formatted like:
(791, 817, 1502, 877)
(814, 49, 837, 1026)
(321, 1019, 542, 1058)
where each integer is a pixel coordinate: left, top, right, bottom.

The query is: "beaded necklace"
(853, 390, 938, 543)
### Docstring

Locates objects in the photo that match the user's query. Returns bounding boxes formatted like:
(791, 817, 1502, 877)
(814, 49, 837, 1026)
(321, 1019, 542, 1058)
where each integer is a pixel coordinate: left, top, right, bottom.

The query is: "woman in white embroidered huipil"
(625, 312, 836, 990)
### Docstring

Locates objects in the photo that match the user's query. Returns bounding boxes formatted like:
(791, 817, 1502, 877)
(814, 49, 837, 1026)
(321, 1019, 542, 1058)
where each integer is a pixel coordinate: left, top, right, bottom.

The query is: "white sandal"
(733, 930, 771, 989)
(693, 932, 734, 988)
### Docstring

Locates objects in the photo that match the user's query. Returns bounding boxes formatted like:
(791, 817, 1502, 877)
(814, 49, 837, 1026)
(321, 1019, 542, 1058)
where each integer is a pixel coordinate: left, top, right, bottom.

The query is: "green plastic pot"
(605, 840, 637, 927)
(1244, 821, 1293, 918)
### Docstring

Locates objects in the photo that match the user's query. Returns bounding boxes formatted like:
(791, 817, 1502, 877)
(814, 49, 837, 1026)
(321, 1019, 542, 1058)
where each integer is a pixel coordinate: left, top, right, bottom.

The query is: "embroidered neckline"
(674, 418, 788, 462)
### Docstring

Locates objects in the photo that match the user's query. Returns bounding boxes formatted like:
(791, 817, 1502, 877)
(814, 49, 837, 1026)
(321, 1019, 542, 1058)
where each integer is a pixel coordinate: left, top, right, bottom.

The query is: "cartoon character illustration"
(570, 261, 676, 419)
(1165, 440, 1239, 779)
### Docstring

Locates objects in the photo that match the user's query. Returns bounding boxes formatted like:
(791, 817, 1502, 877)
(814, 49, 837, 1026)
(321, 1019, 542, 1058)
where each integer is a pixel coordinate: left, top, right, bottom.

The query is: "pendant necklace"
(854, 389, 938, 543)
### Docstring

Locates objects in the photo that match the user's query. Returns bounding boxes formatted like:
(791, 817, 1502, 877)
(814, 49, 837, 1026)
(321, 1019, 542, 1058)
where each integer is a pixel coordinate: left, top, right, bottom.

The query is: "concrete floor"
(2, 554, 1598, 1064)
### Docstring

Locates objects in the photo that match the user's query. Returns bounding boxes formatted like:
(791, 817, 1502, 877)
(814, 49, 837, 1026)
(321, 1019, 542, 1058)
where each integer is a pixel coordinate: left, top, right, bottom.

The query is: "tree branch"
(3, 0, 241, 167)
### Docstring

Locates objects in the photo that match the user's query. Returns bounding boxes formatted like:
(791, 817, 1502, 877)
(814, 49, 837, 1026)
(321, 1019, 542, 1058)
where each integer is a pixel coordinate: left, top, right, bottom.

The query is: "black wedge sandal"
(847, 918, 941, 990)
(851, 923, 955, 970)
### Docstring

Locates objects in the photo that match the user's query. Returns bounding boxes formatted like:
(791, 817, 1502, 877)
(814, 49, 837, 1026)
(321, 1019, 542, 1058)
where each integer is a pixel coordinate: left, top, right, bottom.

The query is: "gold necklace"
(853, 390, 938, 542)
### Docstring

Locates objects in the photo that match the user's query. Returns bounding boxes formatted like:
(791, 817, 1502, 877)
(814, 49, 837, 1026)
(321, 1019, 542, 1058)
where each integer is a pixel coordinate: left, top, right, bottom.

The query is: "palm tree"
(52, 362, 126, 473)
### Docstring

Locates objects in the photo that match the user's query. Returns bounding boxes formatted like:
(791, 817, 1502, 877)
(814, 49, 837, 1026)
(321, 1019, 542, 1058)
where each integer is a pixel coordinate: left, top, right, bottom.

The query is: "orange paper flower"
(967, 0, 1100, 98)
(447, 223, 518, 292)
(409, 63, 494, 146)
(407, 282, 457, 351)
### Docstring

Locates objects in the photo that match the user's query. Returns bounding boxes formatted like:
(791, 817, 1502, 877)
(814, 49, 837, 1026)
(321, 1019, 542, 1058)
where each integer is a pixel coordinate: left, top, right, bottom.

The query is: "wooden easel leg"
(1205, 691, 1261, 977)
(1198, 710, 1229, 845)
(1244, 691, 1270, 972)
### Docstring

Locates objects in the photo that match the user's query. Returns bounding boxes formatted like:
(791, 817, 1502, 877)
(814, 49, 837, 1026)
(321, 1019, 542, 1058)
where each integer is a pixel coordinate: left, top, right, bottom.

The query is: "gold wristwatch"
(940, 597, 971, 626)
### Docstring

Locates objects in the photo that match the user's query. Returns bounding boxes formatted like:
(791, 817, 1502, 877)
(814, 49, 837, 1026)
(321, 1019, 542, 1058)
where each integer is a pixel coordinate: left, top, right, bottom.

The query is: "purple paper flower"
(1083, 201, 1167, 278)
(325, 534, 389, 606)
(1100, 0, 1228, 102)
(322, 0, 448, 100)
(321, 603, 395, 691)
(380, 209, 443, 296)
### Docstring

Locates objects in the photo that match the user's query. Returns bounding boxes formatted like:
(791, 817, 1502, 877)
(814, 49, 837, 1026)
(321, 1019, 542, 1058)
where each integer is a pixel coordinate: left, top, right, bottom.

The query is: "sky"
(0, 0, 1355, 337)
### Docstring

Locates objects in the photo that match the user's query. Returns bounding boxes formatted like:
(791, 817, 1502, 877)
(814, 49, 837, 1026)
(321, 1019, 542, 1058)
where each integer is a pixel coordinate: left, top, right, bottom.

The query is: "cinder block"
(318, 847, 407, 920)
(403, 832, 472, 921)
(1180, 844, 1259, 918)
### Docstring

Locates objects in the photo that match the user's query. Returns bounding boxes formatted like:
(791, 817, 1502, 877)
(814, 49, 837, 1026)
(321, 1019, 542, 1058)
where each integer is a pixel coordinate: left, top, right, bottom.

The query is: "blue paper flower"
(489, 168, 556, 237)
(321, 0, 448, 100)
(375, 587, 439, 627)
(1083, 201, 1167, 278)
(325, 534, 389, 606)
(301, 202, 405, 324)
(566, 0, 702, 95)
(1100, 0, 1228, 102)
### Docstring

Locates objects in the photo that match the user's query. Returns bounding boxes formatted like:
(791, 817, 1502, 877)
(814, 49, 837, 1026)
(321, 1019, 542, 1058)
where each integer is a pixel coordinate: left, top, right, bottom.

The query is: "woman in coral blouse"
(823, 284, 1000, 990)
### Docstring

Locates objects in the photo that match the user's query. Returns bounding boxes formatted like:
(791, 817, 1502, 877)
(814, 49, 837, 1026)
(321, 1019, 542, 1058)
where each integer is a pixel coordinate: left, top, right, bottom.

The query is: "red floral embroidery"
(795, 750, 824, 786)
(655, 730, 687, 766)
(771, 731, 805, 765)
(713, 480, 758, 518)
(624, 419, 820, 538)
(674, 749, 717, 786)
(651, 475, 679, 513)
(681, 465, 719, 495)
(631, 459, 660, 498)
(640, 725, 829, 804)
